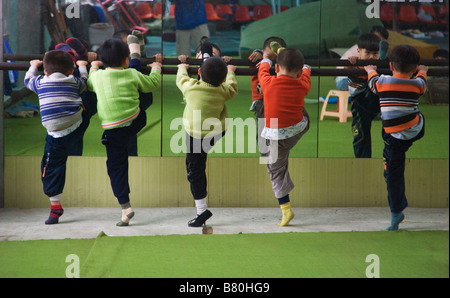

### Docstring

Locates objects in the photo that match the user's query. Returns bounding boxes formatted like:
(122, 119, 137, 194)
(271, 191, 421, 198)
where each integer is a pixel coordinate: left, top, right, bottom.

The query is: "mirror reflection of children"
(113, 29, 163, 155)
(346, 33, 382, 158)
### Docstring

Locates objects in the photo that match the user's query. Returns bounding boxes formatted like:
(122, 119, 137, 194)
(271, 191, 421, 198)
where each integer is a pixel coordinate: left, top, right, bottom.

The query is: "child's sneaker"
(188, 209, 213, 227)
(131, 30, 146, 57)
(199, 36, 212, 62)
(66, 37, 88, 61)
(127, 35, 141, 60)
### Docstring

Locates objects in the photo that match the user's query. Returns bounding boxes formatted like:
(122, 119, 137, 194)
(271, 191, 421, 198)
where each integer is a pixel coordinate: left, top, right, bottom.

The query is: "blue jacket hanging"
(3, 38, 19, 95)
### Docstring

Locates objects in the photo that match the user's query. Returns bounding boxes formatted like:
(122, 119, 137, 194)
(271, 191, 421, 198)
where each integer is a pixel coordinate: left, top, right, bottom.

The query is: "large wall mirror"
(317, 0, 449, 159)
(2, 0, 449, 159)
(160, 0, 320, 158)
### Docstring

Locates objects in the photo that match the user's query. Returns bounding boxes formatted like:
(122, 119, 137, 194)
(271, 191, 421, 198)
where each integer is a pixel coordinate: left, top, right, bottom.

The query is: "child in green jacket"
(87, 38, 161, 226)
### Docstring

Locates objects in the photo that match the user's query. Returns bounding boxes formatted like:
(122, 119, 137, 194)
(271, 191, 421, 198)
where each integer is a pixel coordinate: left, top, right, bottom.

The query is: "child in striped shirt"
(365, 45, 428, 231)
(25, 50, 89, 224)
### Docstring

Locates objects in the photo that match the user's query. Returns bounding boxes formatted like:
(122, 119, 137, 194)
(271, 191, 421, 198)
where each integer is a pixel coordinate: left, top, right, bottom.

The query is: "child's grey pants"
(265, 109, 310, 199)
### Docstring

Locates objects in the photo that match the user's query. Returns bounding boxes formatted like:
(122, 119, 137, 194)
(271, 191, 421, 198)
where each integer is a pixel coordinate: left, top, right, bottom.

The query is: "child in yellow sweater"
(176, 55, 238, 227)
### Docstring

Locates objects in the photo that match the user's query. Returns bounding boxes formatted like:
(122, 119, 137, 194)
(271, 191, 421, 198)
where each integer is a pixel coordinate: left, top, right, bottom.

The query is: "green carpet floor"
(0, 231, 448, 278)
(4, 75, 449, 158)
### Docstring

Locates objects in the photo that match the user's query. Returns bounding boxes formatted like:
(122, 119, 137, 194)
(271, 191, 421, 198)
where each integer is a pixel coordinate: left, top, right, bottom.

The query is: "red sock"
(50, 204, 64, 218)
(45, 204, 64, 225)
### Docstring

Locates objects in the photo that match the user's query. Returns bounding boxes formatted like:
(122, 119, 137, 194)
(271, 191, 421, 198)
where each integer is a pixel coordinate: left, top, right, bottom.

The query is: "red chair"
(135, 2, 153, 20)
(216, 4, 233, 19)
(235, 5, 251, 22)
(418, 5, 438, 24)
(205, 3, 225, 21)
(252, 5, 273, 20)
(380, 3, 397, 22)
(170, 4, 175, 18)
(280, 6, 289, 12)
(398, 5, 418, 23)
(153, 2, 162, 20)
(439, 6, 449, 24)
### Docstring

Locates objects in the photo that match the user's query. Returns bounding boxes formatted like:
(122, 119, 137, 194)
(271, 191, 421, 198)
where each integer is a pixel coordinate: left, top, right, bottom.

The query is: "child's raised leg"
(41, 136, 68, 224)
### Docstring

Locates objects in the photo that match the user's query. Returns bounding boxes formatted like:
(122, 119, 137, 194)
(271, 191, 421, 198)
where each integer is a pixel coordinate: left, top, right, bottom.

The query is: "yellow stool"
(320, 90, 352, 123)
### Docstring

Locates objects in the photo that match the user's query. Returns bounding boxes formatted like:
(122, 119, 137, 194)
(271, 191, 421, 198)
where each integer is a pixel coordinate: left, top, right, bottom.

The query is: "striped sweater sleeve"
(367, 70, 380, 94)
(24, 66, 41, 93)
(75, 65, 88, 94)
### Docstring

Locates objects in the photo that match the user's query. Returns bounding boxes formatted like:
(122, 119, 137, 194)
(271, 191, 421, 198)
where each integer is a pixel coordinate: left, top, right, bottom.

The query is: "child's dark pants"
(101, 110, 147, 205)
(382, 114, 425, 214)
(351, 91, 380, 158)
(41, 110, 90, 197)
(185, 131, 225, 200)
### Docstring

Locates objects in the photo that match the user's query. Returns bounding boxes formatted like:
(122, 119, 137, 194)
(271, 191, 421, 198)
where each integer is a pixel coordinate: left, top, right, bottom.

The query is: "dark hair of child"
(263, 36, 287, 50)
(43, 50, 74, 75)
(389, 45, 421, 74)
(113, 29, 132, 40)
(276, 48, 305, 73)
(370, 25, 389, 40)
(99, 38, 130, 68)
(201, 56, 228, 87)
(357, 33, 381, 52)
(433, 49, 449, 60)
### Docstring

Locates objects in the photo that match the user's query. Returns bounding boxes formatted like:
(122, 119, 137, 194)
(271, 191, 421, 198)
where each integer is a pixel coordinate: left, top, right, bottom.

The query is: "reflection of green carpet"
(4, 76, 449, 158)
(0, 231, 448, 278)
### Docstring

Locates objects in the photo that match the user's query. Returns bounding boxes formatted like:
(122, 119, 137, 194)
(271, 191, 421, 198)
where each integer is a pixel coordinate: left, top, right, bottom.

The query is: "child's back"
(259, 63, 311, 129)
(25, 50, 87, 133)
(87, 39, 161, 130)
(258, 48, 311, 135)
(88, 67, 160, 129)
(176, 56, 238, 138)
(367, 45, 427, 138)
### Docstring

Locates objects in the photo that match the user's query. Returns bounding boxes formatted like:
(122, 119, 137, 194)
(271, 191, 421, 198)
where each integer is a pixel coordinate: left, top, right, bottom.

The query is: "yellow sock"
(278, 202, 294, 226)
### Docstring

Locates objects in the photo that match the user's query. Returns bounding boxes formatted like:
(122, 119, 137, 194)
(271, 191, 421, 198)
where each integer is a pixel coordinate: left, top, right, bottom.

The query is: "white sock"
(195, 198, 207, 215)
(49, 194, 62, 202)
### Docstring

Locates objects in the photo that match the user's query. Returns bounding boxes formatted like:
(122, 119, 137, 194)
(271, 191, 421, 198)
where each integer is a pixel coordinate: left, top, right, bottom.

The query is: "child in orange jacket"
(258, 44, 311, 226)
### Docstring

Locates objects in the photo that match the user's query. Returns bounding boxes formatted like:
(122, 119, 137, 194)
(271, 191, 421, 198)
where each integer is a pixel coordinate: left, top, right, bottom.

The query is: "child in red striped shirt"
(365, 45, 428, 231)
